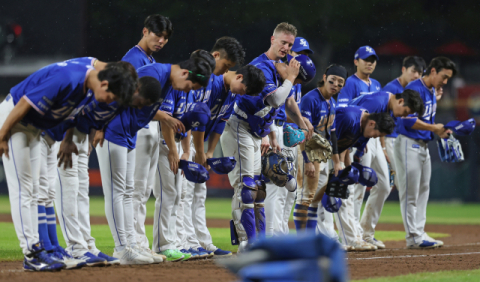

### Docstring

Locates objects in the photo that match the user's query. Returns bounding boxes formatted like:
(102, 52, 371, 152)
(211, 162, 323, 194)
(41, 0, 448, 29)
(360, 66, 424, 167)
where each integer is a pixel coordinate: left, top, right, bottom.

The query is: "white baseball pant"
(385, 136, 398, 187)
(315, 161, 338, 240)
(394, 134, 431, 245)
(152, 133, 183, 252)
(96, 141, 136, 251)
(353, 138, 391, 240)
(1, 97, 41, 255)
(56, 129, 99, 256)
(38, 135, 58, 209)
(133, 122, 159, 249)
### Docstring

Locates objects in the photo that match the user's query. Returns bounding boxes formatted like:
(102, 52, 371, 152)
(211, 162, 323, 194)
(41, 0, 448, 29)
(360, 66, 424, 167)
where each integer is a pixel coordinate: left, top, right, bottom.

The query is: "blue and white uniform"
(337, 74, 381, 107)
(95, 63, 171, 260)
(177, 74, 235, 253)
(348, 91, 392, 242)
(1, 61, 93, 256)
(394, 78, 437, 247)
(294, 88, 338, 241)
(220, 57, 294, 250)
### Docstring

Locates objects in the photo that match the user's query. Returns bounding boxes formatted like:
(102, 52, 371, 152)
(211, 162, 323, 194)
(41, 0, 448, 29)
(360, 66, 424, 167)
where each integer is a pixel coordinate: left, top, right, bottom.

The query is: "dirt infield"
(1, 215, 480, 281)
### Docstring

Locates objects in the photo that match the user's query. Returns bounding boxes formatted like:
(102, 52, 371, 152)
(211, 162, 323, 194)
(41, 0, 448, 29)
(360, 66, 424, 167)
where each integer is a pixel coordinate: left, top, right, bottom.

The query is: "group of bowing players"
(0, 13, 457, 272)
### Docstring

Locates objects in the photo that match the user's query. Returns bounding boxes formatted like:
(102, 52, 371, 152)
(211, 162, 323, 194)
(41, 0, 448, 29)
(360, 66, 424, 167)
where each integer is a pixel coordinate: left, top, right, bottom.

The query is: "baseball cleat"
(113, 247, 154, 265)
(158, 249, 184, 262)
(134, 246, 161, 263)
(408, 240, 439, 249)
(351, 240, 376, 251)
(198, 247, 216, 258)
(190, 247, 210, 259)
(179, 249, 194, 261)
(363, 241, 378, 250)
(77, 252, 107, 267)
(97, 252, 121, 265)
(424, 234, 444, 247)
(52, 246, 87, 269)
(24, 244, 65, 272)
(212, 248, 232, 257)
(364, 238, 386, 249)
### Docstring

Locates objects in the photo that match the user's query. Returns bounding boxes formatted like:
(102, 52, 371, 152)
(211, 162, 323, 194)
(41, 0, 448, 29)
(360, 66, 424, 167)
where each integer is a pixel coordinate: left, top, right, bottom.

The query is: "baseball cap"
(207, 157, 237, 174)
(179, 160, 210, 183)
(291, 37, 313, 54)
(444, 118, 476, 136)
(351, 163, 378, 187)
(354, 45, 379, 61)
(181, 102, 211, 132)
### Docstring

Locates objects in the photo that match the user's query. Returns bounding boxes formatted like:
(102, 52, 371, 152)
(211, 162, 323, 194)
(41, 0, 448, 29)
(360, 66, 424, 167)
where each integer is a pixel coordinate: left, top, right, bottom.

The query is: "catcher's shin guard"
(232, 176, 258, 242)
(254, 176, 266, 236)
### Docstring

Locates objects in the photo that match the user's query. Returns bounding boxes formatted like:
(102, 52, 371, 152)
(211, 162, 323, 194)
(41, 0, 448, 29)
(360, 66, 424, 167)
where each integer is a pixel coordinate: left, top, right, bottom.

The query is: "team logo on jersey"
(300, 39, 308, 47)
(376, 86, 380, 90)
(191, 121, 200, 128)
(366, 47, 373, 53)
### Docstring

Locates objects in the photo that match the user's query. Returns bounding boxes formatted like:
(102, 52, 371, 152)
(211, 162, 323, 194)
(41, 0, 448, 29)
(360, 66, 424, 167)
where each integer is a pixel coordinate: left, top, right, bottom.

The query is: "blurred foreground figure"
(219, 232, 347, 282)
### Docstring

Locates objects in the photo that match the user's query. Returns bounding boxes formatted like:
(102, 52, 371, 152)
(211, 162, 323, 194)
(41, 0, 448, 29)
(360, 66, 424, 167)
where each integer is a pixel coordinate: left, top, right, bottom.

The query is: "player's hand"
(180, 151, 190, 177)
(195, 151, 207, 168)
(93, 130, 105, 148)
(433, 123, 452, 139)
(164, 116, 186, 134)
(205, 151, 214, 170)
(269, 137, 281, 154)
(57, 140, 79, 169)
(383, 148, 391, 164)
(305, 162, 315, 178)
(286, 58, 301, 82)
(261, 136, 270, 156)
(168, 150, 180, 174)
(88, 142, 93, 156)
(0, 138, 9, 159)
(304, 119, 314, 140)
(333, 161, 343, 177)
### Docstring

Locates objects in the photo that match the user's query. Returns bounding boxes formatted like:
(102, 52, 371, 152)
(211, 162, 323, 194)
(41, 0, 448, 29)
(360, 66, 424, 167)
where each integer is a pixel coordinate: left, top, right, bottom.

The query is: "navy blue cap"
(291, 37, 313, 54)
(445, 118, 476, 136)
(354, 46, 379, 61)
(207, 157, 237, 174)
(179, 160, 210, 183)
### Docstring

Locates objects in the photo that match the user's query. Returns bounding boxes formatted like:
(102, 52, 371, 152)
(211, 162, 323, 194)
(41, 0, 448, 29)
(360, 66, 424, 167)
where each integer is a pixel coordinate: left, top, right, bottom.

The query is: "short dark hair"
(144, 14, 173, 39)
(236, 65, 266, 96)
(211, 36, 246, 66)
(106, 61, 138, 81)
(98, 64, 137, 106)
(138, 76, 162, 103)
(403, 56, 426, 74)
(395, 89, 424, 116)
(190, 49, 216, 73)
(178, 57, 213, 88)
(317, 64, 348, 87)
(425, 56, 457, 77)
(367, 112, 395, 134)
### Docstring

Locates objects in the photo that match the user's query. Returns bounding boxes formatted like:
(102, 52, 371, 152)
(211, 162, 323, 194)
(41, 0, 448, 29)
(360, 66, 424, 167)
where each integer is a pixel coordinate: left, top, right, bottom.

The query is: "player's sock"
(306, 206, 318, 229)
(38, 205, 53, 251)
(46, 206, 60, 247)
(293, 204, 308, 231)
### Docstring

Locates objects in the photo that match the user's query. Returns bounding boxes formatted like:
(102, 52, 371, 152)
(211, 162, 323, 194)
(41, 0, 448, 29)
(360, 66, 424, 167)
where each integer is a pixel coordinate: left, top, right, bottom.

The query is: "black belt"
(275, 119, 285, 126)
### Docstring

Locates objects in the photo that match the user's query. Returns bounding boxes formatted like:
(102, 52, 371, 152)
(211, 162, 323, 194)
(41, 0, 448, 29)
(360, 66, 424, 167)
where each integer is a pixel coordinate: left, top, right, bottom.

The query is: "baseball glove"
(304, 133, 332, 163)
(261, 149, 292, 187)
(283, 124, 305, 147)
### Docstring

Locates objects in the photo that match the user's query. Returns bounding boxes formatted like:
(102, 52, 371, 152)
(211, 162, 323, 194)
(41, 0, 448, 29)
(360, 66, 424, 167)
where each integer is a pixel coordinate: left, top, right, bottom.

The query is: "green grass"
(3, 196, 479, 224)
(354, 268, 480, 282)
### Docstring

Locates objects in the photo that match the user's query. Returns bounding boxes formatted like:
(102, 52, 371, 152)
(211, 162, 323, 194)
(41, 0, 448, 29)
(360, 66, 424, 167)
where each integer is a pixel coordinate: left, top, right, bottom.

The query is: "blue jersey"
(348, 91, 391, 115)
(252, 60, 293, 103)
(192, 75, 236, 140)
(249, 53, 279, 66)
(337, 74, 381, 106)
(122, 45, 156, 70)
(65, 57, 97, 66)
(10, 61, 93, 130)
(397, 78, 436, 142)
(300, 88, 336, 138)
(382, 78, 405, 138)
(104, 63, 172, 149)
(334, 106, 367, 154)
(160, 88, 192, 119)
(277, 84, 302, 122)
(284, 84, 302, 129)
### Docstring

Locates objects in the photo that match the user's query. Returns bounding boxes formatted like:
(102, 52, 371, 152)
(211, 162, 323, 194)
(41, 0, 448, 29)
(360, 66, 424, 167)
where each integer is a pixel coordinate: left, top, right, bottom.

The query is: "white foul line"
(348, 252, 480, 260)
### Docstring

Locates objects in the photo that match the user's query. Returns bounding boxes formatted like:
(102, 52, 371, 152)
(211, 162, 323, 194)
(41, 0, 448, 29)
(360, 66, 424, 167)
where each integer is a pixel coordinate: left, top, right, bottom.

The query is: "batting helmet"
(287, 54, 316, 83)
(321, 194, 342, 213)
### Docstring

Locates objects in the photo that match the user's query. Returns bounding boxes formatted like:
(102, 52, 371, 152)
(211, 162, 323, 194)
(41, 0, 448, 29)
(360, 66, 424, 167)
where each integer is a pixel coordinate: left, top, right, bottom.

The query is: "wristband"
(382, 147, 386, 150)
(302, 150, 310, 163)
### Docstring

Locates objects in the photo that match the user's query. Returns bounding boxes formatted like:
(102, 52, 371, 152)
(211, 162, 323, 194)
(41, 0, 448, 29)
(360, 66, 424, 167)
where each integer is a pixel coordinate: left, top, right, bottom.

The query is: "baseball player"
(250, 23, 314, 237)
(332, 107, 395, 251)
(95, 58, 209, 264)
(294, 65, 347, 238)
(176, 38, 256, 257)
(347, 90, 425, 249)
(395, 57, 455, 248)
(0, 59, 136, 271)
(144, 59, 211, 262)
(122, 14, 173, 259)
(278, 36, 315, 235)
(382, 56, 426, 188)
(220, 53, 309, 252)
(337, 46, 381, 107)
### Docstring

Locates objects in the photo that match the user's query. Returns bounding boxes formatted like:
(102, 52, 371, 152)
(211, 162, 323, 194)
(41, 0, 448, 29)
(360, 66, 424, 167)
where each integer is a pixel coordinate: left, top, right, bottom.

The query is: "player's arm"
(330, 130, 342, 176)
(192, 130, 206, 167)
(57, 128, 79, 169)
(160, 120, 180, 174)
(181, 130, 191, 161)
(406, 118, 451, 138)
(265, 59, 300, 108)
(267, 128, 280, 154)
(379, 136, 390, 163)
(0, 97, 32, 158)
(285, 96, 312, 140)
(153, 110, 186, 133)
